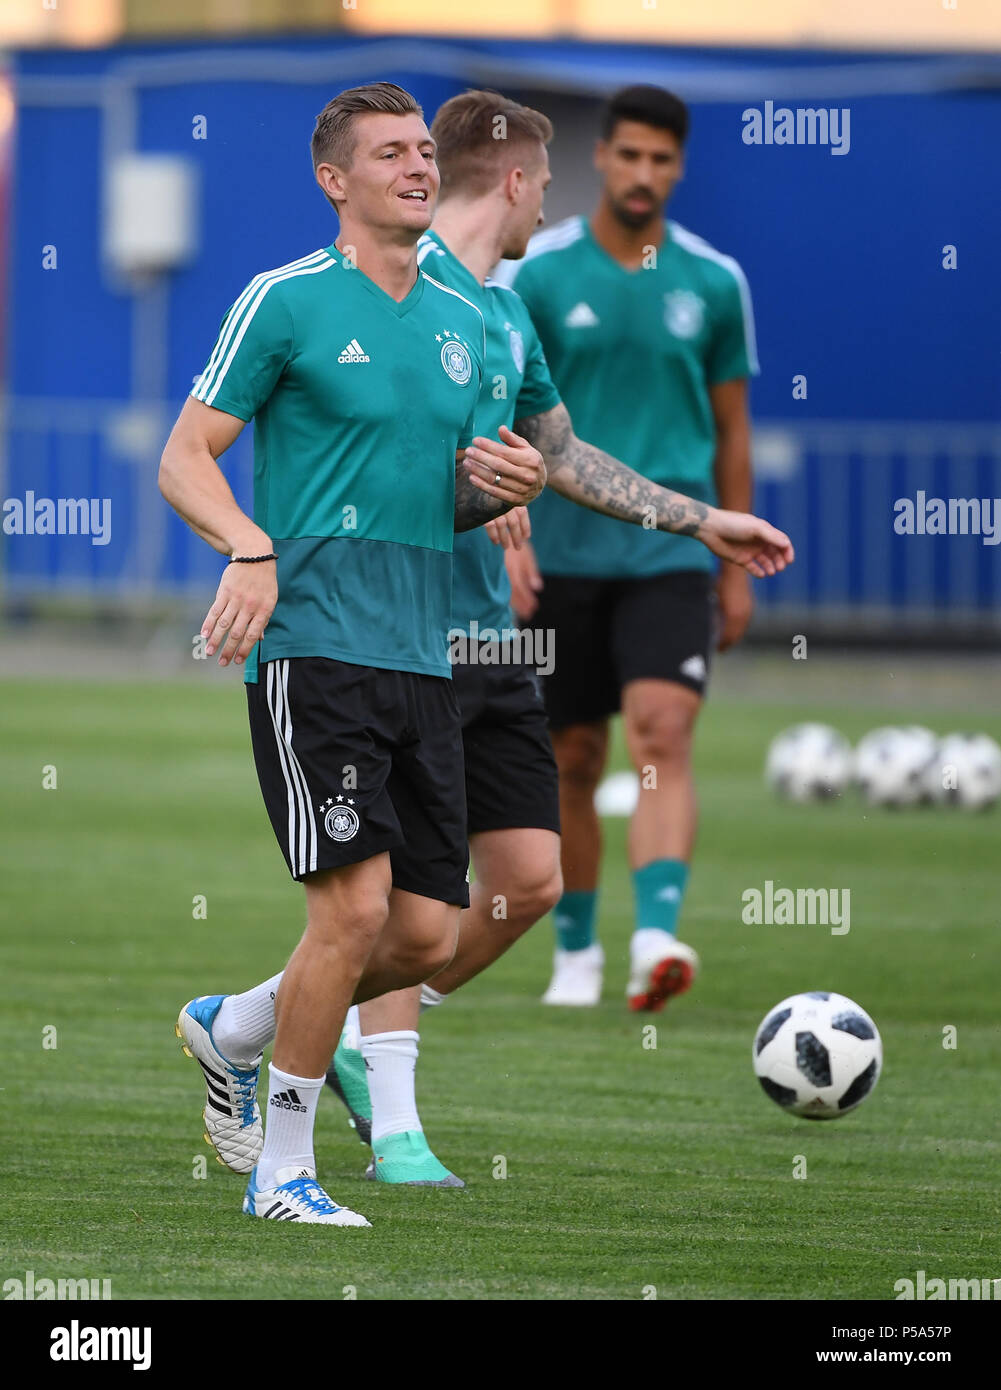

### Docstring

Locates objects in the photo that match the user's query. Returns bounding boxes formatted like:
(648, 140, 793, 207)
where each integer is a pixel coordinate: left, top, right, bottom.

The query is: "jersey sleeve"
(190, 278, 294, 420)
(706, 264, 759, 384)
(514, 311, 561, 419)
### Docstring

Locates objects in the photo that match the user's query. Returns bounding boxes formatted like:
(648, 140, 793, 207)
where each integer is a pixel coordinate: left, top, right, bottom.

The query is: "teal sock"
(552, 891, 597, 953)
(632, 859, 689, 937)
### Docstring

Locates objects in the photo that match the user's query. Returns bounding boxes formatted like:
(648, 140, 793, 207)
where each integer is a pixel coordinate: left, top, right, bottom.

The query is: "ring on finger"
(494, 472, 501, 485)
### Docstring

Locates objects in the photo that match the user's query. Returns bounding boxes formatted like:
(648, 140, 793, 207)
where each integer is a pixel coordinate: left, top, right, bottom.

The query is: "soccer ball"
(764, 724, 852, 802)
(924, 732, 1001, 811)
(753, 991, 882, 1120)
(854, 725, 937, 807)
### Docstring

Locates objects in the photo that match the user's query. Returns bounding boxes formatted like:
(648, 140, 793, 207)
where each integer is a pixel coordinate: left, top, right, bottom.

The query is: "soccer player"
(160, 82, 547, 1225)
(500, 85, 761, 1009)
(200, 90, 792, 1189)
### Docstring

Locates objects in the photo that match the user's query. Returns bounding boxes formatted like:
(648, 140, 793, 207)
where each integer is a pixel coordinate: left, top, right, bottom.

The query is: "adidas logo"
(337, 338, 370, 363)
(680, 654, 707, 682)
(270, 1088, 307, 1113)
(564, 302, 599, 328)
(655, 885, 681, 902)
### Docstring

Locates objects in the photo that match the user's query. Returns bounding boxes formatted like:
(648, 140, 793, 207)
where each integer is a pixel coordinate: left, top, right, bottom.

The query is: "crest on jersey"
(506, 324, 525, 374)
(664, 290, 705, 340)
(321, 797, 359, 842)
(441, 338, 472, 385)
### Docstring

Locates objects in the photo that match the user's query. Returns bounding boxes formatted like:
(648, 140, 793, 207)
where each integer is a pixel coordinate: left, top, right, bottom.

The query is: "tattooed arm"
(513, 402, 707, 535)
(513, 401, 794, 577)
(454, 459, 513, 531)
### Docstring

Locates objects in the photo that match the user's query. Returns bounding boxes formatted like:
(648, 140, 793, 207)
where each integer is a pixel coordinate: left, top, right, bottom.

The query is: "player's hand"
(715, 564, 754, 652)
(697, 507, 794, 578)
(485, 506, 532, 550)
(202, 550, 277, 667)
(462, 425, 546, 505)
(505, 539, 544, 621)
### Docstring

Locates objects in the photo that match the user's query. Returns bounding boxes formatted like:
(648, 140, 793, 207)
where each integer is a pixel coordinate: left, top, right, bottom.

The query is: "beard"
(609, 192, 660, 229)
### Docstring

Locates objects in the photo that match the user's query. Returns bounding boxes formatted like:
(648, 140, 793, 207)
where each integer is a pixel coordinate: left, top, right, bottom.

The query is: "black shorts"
(533, 569, 717, 730)
(452, 643, 560, 837)
(246, 657, 469, 907)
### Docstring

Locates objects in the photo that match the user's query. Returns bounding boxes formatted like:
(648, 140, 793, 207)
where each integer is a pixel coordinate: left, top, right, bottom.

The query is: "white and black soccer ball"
(753, 991, 882, 1120)
(764, 724, 852, 802)
(924, 732, 1001, 811)
(854, 725, 937, 807)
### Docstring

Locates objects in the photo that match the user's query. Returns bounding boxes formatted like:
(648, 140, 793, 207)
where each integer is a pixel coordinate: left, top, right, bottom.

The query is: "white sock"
(213, 973, 282, 1064)
(342, 1004, 361, 1051)
(359, 1030, 420, 1144)
(257, 1063, 323, 1190)
(419, 984, 447, 1013)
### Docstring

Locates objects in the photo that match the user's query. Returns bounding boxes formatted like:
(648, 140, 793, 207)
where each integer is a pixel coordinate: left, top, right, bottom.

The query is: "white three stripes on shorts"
(265, 660, 318, 876)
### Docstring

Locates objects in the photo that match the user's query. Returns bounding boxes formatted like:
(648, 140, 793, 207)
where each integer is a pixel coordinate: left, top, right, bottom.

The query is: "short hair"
(431, 89, 553, 199)
(311, 82, 424, 175)
(600, 85, 689, 145)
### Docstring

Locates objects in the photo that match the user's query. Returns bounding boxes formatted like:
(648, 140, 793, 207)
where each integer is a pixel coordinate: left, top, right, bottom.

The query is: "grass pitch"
(3, 674, 1000, 1300)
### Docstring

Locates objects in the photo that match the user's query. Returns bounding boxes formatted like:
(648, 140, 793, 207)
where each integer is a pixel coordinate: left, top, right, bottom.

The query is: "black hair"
(600, 85, 689, 144)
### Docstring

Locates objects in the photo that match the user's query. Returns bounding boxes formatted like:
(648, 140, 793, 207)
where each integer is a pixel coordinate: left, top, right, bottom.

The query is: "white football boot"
(243, 1166, 371, 1226)
(175, 994, 263, 1173)
(627, 930, 699, 1012)
(542, 943, 605, 1006)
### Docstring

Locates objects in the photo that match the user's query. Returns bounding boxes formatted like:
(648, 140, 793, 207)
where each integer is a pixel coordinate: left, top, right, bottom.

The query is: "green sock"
(632, 859, 689, 937)
(552, 891, 597, 953)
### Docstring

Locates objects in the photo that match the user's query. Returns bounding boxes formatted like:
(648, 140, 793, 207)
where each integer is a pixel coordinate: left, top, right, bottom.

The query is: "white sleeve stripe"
(194, 249, 328, 400)
(194, 257, 334, 408)
(416, 238, 443, 266)
(668, 221, 759, 375)
(519, 216, 586, 263)
(193, 250, 331, 404)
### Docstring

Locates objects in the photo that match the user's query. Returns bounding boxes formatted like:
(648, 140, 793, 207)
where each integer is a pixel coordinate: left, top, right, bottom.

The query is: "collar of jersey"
(325, 242, 426, 317)
(582, 217, 671, 278)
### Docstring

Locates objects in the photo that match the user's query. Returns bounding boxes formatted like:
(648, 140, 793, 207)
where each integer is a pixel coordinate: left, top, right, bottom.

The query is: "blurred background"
(1, 0, 999, 687)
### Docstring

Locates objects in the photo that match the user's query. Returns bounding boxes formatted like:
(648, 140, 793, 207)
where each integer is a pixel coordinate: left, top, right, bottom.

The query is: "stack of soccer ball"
(764, 723, 1001, 810)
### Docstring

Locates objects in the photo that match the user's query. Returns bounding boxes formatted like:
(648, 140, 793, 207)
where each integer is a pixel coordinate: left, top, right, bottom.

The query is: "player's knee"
(388, 919, 457, 985)
(554, 727, 606, 788)
(629, 703, 697, 768)
(307, 886, 389, 954)
(524, 864, 563, 924)
(493, 862, 563, 932)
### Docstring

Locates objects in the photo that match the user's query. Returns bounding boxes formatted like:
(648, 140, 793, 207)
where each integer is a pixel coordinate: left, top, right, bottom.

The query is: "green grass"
(3, 677, 1000, 1300)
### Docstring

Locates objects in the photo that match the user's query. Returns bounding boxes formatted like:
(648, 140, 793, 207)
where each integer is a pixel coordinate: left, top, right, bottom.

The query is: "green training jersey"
(416, 231, 561, 636)
(190, 243, 485, 682)
(497, 216, 757, 579)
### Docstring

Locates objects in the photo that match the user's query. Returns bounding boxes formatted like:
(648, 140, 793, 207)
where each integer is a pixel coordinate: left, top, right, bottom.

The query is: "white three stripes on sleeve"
(193, 251, 334, 407)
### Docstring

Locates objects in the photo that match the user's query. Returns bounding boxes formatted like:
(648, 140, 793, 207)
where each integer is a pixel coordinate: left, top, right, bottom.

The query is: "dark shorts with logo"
(452, 641, 560, 837)
(246, 657, 469, 906)
(532, 569, 717, 730)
